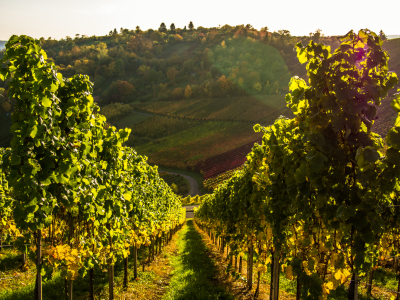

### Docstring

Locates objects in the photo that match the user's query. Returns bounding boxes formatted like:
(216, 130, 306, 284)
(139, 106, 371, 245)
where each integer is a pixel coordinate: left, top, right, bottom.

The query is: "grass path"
(162, 220, 234, 300)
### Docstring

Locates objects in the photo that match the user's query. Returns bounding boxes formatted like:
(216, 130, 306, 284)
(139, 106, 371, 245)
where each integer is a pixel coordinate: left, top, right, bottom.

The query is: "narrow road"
(163, 172, 199, 196)
(182, 205, 199, 218)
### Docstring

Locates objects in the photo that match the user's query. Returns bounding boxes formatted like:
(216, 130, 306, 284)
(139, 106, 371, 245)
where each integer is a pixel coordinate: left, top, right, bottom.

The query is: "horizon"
(1, 0, 399, 41)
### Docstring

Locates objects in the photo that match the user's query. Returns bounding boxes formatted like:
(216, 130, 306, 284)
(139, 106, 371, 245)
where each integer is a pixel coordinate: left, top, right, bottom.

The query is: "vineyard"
(203, 167, 243, 191)
(195, 30, 400, 300)
(0, 36, 185, 300)
(195, 138, 261, 179)
(134, 121, 262, 169)
(131, 95, 292, 124)
(2, 30, 400, 300)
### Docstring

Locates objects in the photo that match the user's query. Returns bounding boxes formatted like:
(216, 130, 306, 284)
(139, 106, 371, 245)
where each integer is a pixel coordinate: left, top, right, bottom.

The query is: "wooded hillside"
(1, 26, 399, 176)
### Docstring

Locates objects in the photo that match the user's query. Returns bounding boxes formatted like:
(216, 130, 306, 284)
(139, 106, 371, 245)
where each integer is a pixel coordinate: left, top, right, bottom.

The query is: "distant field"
(135, 121, 262, 169)
(112, 111, 151, 128)
(195, 138, 261, 179)
(134, 121, 234, 155)
(132, 94, 293, 124)
(101, 95, 292, 172)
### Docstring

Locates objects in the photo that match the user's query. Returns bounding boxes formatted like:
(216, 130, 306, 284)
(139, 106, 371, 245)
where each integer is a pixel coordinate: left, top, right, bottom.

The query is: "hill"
(0, 28, 399, 178)
(0, 41, 5, 50)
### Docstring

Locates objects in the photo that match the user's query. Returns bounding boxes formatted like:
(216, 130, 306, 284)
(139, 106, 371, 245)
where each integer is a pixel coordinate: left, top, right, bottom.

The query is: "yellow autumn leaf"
(256, 264, 267, 273)
(325, 281, 334, 290)
(334, 270, 342, 281)
(342, 269, 351, 278)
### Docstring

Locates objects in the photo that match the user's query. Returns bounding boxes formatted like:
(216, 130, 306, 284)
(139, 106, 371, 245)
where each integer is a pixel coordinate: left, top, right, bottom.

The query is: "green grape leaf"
(42, 97, 52, 107)
(363, 147, 380, 163)
(306, 151, 327, 173)
(11, 154, 21, 165)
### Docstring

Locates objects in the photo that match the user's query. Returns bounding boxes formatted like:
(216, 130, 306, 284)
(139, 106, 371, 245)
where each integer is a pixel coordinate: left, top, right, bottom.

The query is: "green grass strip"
(162, 220, 233, 300)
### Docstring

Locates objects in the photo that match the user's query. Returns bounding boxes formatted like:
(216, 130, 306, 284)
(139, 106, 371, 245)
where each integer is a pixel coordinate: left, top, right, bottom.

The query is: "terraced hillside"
(119, 94, 292, 172)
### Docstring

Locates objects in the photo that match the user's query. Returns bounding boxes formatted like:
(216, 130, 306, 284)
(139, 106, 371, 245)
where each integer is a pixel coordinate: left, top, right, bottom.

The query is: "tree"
(110, 80, 135, 97)
(312, 29, 322, 43)
(172, 87, 183, 100)
(218, 75, 229, 91)
(159, 22, 167, 33)
(113, 28, 118, 35)
(110, 59, 125, 77)
(253, 82, 262, 92)
(184, 85, 192, 98)
(188, 21, 194, 31)
(135, 26, 142, 35)
(151, 31, 162, 41)
(261, 26, 270, 43)
(166, 67, 179, 84)
(170, 23, 176, 34)
(379, 30, 387, 41)
(168, 35, 176, 43)
(146, 28, 154, 38)
(183, 59, 194, 73)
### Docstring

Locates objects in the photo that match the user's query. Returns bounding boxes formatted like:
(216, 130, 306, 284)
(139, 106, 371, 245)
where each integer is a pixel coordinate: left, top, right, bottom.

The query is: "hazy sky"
(1, 0, 399, 40)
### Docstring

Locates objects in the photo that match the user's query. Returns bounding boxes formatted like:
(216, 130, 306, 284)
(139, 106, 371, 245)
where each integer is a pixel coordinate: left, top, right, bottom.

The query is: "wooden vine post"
(354, 274, 359, 300)
(247, 242, 253, 290)
(68, 215, 73, 300)
(123, 255, 128, 289)
(396, 258, 400, 300)
(296, 276, 301, 300)
(109, 238, 114, 300)
(35, 230, 42, 300)
(89, 269, 94, 300)
(133, 245, 138, 279)
(366, 269, 373, 295)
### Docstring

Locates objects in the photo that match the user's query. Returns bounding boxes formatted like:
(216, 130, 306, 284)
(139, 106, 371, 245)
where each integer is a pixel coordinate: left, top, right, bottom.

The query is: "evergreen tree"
(170, 23, 176, 34)
(159, 22, 167, 33)
(188, 21, 194, 30)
